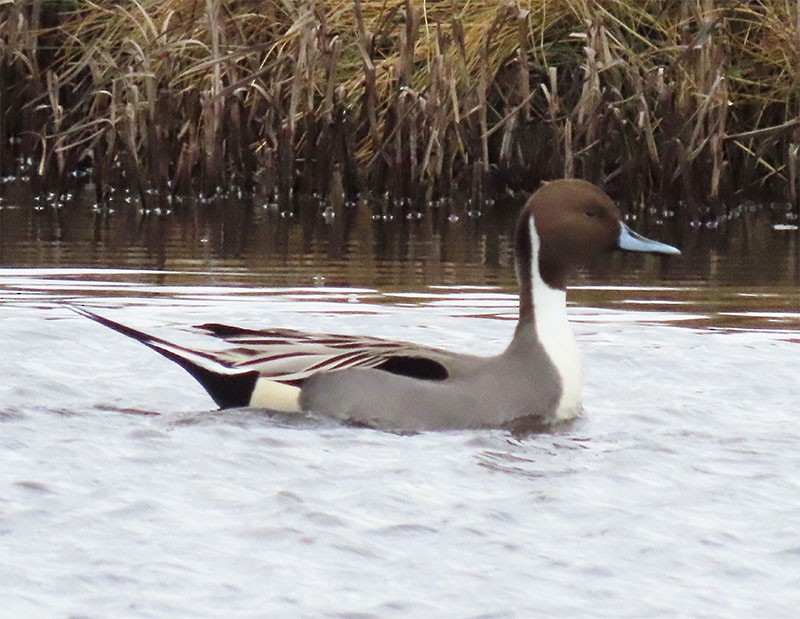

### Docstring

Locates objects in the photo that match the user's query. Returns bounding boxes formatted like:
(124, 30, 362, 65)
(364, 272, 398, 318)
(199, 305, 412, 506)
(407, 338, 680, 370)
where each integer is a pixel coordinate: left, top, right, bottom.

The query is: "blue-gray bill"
(618, 222, 681, 255)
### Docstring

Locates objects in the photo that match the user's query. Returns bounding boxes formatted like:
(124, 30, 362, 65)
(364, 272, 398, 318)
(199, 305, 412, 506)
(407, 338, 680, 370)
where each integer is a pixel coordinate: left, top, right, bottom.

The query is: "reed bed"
(2, 0, 799, 218)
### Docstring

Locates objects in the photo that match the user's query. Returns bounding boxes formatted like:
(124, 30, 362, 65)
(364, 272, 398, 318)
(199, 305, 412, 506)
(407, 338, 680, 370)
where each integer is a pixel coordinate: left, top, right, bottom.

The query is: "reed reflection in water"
(1, 180, 797, 293)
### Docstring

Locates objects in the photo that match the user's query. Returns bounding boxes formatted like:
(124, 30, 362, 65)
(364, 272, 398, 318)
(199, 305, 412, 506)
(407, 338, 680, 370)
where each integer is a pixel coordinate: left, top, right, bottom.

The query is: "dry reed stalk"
(789, 143, 799, 209)
(407, 89, 419, 201)
(202, 0, 224, 194)
(395, 0, 419, 199)
(2, 0, 799, 212)
(574, 18, 605, 183)
(353, 0, 380, 162)
(419, 42, 442, 193)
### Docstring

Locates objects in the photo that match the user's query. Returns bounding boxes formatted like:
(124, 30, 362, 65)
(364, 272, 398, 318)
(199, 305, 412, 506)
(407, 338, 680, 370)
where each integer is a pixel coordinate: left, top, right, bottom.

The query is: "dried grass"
(1, 0, 799, 212)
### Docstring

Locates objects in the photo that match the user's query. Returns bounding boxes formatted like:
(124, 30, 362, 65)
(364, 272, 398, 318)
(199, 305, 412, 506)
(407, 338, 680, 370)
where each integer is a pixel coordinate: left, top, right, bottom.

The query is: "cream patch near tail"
(249, 378, 302, 411)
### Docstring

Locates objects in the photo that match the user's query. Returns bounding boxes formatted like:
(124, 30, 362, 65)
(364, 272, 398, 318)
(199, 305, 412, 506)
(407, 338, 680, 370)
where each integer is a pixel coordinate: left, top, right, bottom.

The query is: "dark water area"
(1, 178, 799, 618)
(1, 179, 798, 331)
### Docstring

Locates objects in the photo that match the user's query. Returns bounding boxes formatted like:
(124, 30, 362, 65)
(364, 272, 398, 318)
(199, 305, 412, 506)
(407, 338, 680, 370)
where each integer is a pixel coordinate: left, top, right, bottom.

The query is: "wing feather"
(195, 324, 447, 382)
(73, 309, 454, 387)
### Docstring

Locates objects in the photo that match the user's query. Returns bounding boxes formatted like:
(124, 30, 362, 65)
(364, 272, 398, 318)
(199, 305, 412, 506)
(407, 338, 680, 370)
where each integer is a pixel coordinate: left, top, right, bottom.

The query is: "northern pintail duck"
(75, 180, 679, 430)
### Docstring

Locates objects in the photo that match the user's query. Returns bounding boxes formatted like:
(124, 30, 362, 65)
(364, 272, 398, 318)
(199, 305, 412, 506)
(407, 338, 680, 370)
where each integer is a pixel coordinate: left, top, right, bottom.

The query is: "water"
(1, 180, 799, 617)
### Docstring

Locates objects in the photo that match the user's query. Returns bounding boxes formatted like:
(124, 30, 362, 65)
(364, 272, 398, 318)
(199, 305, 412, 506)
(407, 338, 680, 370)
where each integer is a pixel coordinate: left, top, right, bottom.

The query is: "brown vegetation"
(1, 0, 799, 218)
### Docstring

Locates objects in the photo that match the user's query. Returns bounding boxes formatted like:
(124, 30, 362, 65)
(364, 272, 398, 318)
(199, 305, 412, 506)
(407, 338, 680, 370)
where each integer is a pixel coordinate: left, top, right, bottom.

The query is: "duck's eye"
(585, 209, 600, 218)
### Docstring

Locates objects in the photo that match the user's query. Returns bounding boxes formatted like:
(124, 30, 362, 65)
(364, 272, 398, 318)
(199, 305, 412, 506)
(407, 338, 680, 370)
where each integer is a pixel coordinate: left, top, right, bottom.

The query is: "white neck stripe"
(528, 216, 583, 419)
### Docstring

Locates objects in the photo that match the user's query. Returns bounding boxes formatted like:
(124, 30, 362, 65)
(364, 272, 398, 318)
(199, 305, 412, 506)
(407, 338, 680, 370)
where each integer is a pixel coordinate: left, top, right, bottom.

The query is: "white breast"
(528, 217, 583, 419)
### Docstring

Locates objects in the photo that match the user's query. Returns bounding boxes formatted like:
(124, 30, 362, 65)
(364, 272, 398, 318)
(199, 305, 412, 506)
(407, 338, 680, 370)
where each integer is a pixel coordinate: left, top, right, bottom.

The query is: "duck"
(74, 179, 680, 431)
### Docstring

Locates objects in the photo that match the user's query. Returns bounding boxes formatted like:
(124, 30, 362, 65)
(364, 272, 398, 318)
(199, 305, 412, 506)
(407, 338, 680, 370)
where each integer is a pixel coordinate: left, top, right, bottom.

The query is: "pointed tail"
(70, 306, 258, 408)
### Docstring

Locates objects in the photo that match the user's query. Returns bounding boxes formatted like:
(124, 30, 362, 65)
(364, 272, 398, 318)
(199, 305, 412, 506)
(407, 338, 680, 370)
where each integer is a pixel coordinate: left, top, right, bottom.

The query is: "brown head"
(514, 179, 680, 292)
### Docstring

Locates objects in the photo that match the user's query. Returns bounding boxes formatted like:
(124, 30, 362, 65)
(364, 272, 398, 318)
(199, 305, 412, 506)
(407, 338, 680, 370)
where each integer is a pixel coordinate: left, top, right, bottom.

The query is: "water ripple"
(1, 270, 799, 617)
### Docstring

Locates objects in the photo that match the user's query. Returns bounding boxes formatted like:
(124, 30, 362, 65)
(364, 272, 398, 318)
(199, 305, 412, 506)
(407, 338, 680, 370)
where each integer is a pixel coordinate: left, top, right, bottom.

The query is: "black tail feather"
(165, 356, 257, 409)
(71, 306, 258, 408)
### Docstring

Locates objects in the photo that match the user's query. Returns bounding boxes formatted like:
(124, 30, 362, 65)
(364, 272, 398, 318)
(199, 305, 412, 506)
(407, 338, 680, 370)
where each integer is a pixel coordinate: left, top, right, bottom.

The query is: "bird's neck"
(516, 216, 583, 417)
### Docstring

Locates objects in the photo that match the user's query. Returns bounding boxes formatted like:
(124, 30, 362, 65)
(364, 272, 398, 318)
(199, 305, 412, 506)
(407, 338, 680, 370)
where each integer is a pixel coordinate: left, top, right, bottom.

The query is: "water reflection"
(0, 179, 797, 330)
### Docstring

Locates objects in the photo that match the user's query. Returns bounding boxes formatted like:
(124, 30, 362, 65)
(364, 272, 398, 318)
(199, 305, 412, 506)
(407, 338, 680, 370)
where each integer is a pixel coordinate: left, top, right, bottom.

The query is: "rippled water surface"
(1, 180, 799, 617)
